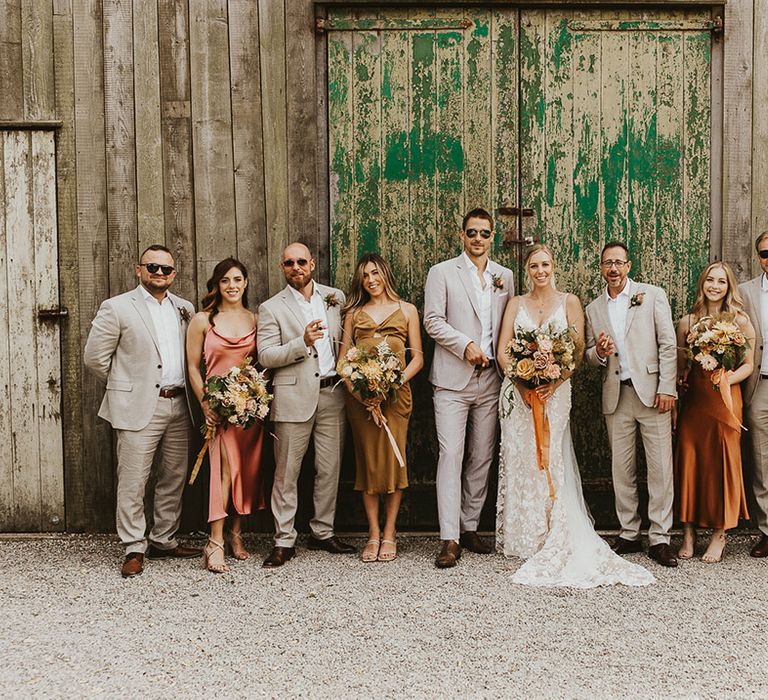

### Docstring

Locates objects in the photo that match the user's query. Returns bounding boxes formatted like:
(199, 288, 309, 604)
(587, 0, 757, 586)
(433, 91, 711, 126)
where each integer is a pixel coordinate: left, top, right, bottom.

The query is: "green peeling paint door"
(326, 8, 714, 528)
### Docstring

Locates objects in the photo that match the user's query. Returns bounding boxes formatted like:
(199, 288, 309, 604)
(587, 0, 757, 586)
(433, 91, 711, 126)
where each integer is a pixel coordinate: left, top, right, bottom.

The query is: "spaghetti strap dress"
(204, 326, 266, 522)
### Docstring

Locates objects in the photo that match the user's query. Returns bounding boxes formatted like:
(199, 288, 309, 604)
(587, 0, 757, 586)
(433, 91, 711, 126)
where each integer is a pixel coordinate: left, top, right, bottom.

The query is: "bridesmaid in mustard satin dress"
(338, 254, 423, 563)
(675, 262, 755, 563)
(187, 258, 265, 573)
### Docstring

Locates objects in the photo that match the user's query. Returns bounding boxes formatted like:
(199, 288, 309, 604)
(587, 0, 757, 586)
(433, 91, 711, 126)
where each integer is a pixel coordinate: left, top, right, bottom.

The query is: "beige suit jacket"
(83, 287, 195, 431)
(738, 275, 764, 406)
(257, 283, 345, 422)
(585, 282, 677, 414)
(423, 255, 514, 391)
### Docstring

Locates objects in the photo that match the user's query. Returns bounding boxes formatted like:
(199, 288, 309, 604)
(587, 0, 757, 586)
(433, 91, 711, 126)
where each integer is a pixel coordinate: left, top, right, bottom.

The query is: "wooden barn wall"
(0, 0, 765, 531)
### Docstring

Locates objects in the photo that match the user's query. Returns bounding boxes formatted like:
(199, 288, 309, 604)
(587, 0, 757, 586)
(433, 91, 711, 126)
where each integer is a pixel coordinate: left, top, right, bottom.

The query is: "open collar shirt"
(605, 279, 633, 382)
(760, 274, 768, 375)
(138, 285, 185, 388)
(288, 282, 336, 379)
(462, 252, 494, 358)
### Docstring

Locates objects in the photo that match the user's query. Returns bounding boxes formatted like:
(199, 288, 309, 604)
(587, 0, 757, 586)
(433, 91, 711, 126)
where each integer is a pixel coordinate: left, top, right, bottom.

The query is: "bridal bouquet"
(189, 356, 272, 485)
(338, 340, 405, 467)
(686, 312, 749, 379)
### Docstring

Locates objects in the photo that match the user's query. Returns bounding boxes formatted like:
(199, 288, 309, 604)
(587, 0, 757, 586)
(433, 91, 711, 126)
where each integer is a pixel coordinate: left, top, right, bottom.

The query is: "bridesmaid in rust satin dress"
(674, 262, 755, 563)
(187, 258, 265, 573)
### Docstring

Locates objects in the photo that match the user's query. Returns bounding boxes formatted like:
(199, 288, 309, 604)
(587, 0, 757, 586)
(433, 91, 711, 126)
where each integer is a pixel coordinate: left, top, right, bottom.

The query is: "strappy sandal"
(225, 531, 250, 561)
(361, 539, 380, 563)
(378, 538, 397, 562)
(203, 538, 229, 573)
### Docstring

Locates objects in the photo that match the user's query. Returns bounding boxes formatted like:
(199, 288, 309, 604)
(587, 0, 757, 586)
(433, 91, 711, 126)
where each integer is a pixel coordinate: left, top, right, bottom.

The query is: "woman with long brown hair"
(675, 261, 755, 563)
(187, 258, 266, 573)
(338, 253, 423, 562)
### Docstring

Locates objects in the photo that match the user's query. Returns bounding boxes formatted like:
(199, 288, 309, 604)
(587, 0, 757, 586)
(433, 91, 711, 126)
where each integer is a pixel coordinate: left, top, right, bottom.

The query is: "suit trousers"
(271, 386, 346, 547)
(605, 384, 673, 545)
(115, 394, 191, 555)
(433, 368, 501, 541)
(745, 379, 768, 536)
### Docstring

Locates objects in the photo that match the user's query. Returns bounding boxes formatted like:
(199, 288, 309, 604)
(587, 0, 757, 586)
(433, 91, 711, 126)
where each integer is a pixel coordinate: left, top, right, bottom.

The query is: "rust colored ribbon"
(189, 425, 216, 486)
(711, 369, 747, 431)
(369, 406, 405, 468)
(529, 391, 555, 499)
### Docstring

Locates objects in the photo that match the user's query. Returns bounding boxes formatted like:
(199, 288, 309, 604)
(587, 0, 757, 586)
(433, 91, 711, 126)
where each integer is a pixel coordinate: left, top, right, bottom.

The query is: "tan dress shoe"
(435, 540, 462, 569)
(121, 553, 144, 578)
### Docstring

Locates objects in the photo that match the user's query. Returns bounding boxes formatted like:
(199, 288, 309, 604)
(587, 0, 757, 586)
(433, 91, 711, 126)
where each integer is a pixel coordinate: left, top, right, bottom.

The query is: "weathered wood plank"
(4, 132, 41, 530)
(73, 0, 113, 531)
(0, 0, 23, 120)
(21, 0, 55, 120)
(133, 0, 165, 255)
(258, 0, 289, 294)
(0, 136, 13, 528)
(314, 3, 331, 283)
(31, 131, 65, 531)
(228, 0, 268, 304)
(103, 0, 138, 295)
(753, 0, 768, 253)
(721, 0, 753, 278)
(189, 0, 236, 300)
(157, 0, 196, 305)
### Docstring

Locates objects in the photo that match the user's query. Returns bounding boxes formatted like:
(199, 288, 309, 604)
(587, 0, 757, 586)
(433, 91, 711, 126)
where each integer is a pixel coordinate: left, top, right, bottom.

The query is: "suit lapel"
(130, 288, 161, 353)
(316, 283, 342, 357)
(456, 257, 482, 322)
(280, 285, 309, 331)
(624, 285, 640, 336)
(748, 277, 763, 340)
(593, 291, 617, 339)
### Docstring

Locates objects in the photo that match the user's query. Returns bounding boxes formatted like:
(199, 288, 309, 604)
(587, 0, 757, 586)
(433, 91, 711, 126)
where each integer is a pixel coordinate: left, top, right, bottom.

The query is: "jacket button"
(157, 364, 162, 369)
(315, 372, 319, 377)
(614, 371, 619, 375)
(156, 383, 160, 388)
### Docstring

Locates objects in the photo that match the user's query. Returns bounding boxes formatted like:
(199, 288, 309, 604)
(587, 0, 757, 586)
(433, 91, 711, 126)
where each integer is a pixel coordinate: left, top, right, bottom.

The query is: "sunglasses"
(465, 228, 492, 239)
(759, 250, 768, 259)
(282, 258, 310, 268)
(140, 263, 175, 275)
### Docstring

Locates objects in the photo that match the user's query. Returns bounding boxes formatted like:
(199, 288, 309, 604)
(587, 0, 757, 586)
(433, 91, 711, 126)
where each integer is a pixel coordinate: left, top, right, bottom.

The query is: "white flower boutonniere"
(179, 307, 191, 323)
(491, 273, 505, 292)
(324, 293, 340, 309)
(630, 292, 645, 308)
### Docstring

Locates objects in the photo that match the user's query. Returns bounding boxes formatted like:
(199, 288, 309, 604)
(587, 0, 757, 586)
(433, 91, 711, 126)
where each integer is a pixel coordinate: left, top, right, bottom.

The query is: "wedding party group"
(82, 207, 768, 588)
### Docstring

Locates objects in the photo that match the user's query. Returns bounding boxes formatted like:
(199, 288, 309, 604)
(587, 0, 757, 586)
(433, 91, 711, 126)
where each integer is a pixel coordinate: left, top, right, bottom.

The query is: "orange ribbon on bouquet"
(188, 425, 216, 486)
(529, 391, 555, 500)
(711, 368, 747, 431)
(369, 406, 405, 468)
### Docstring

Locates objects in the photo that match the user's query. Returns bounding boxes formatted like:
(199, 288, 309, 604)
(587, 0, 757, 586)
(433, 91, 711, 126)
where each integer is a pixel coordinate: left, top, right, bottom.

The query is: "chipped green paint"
(551, 19, 572, 75)
(381, 130, 463, 182)
(472, 18, 489, 38)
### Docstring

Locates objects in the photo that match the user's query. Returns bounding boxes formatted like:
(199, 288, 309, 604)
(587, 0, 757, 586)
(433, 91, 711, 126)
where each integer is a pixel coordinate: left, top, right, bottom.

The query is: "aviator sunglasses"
(465, 228, 492, 239)
(140, 262, 175, 275)
(282, 258, 310, 268)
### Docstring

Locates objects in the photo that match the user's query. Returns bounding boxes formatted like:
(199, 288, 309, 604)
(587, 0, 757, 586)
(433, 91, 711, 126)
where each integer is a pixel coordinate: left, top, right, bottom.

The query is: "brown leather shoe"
(750, 534, 768, 558)
(262, 546, 296, 568)
(121, 553, 144, 578)
(435, 540, 462, 569)
(611, 537, 644, 555)
(147, 544, 202, 559)
(648, 542, 678, 568)
(459, 531, 492, 554)
(307, 536, 356, 554)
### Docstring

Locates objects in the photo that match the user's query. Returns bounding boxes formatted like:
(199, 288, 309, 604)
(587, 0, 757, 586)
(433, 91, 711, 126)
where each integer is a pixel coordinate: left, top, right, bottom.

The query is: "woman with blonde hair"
(675, 261, 755, 563)
(338, 253, 423, 562)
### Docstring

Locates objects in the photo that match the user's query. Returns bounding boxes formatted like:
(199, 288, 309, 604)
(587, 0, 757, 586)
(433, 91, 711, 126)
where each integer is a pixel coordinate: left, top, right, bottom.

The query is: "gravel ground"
(1, 533, 766, 699)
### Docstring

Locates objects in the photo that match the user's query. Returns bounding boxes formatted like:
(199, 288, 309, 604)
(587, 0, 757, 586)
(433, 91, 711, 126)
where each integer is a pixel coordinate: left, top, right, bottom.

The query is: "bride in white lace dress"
(495, 244, 654, 588)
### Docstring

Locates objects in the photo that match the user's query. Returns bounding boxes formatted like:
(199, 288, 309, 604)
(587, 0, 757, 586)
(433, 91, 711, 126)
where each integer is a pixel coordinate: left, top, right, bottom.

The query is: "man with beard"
(257, 242, 354, 567)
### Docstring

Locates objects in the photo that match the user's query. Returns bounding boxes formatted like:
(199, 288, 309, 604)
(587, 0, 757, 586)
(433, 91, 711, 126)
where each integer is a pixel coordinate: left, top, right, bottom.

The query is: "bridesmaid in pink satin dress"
(187, 258, 265, 573)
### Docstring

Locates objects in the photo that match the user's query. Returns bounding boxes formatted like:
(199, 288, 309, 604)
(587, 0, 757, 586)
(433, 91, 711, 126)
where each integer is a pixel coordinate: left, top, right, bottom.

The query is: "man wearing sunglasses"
(739, 232, 768, 558)
(84, 244, 200, 578)
(423, 208, 514, 568)
(257, 242, 354, 567)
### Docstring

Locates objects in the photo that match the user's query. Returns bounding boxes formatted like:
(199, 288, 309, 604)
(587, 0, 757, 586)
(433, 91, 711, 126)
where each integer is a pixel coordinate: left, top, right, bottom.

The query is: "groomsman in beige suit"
(585, 241, 678, 568)
(738, 231, 768, 558)
(84, 245, 201, 578)
(424, 208, 514, 568)
(257, 242, 354, 567)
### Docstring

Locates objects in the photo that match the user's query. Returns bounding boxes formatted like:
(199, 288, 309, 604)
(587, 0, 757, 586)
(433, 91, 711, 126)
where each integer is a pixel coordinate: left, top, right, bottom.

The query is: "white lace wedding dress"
(495, 299, 654, 588)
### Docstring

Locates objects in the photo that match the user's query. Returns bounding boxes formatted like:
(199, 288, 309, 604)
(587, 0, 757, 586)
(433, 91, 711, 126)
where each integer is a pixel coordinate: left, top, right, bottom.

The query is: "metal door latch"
(37, 307, 68, 320)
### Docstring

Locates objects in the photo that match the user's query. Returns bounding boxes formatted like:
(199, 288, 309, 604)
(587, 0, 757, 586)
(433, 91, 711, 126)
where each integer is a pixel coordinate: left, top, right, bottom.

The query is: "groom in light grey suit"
(424, 208, 514, 568)
(257, 242, 354, 568)
(738, 231, 768, 558)
(585, 241, 678, 568)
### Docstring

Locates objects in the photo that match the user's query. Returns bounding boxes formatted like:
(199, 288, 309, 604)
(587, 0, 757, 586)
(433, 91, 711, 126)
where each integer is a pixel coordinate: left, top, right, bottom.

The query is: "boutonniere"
(491, 273, 505, 292)
(179, 307, 191, 323)
(324, 293, 340, 309)
(630, 292, 645, 308)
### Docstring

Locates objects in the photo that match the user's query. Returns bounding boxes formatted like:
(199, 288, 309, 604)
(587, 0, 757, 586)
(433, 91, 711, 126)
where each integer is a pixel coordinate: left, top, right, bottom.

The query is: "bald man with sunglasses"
(84, 244, 200, 578)
(424, 208, 514, 568)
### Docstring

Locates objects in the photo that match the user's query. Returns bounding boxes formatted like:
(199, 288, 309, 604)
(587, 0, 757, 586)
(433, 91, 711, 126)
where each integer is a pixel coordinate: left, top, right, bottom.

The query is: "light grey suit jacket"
(83, 287, 195, 431)
(738, 275, 764, 406)
(257, 283, 345, 422)
(423, 255, 514, 391)
(585, 282, 677, 414)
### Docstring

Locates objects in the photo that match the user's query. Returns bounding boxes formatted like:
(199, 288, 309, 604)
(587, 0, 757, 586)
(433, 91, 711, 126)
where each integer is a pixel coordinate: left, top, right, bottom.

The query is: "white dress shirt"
(605, 279, 633, 381)
(138, 285, 185, 388)
(760, 275, 768, 375)
(288, 282, 336, 378)
(463, 252, 493, 358)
